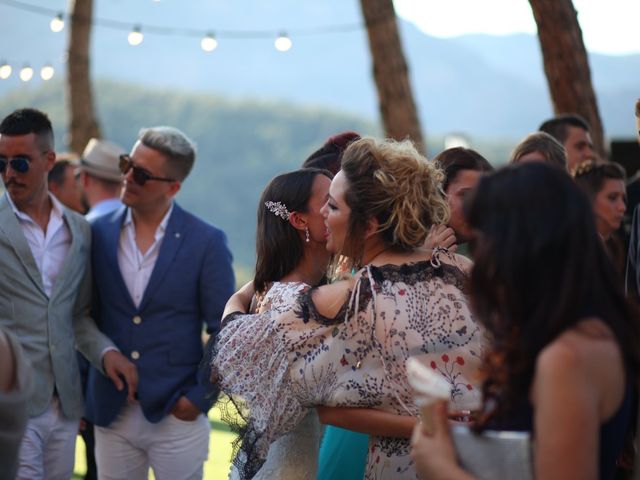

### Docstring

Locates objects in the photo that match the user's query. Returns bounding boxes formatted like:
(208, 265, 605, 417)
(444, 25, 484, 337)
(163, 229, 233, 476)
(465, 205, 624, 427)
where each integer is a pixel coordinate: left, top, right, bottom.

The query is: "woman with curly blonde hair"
(214, 138, 485, 479)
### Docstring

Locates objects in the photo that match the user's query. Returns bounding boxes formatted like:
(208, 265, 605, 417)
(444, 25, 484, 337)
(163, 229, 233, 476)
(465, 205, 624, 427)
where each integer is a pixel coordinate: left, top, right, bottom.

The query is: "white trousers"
(95, 403, 210, 480)
(17, 397, 79, 480)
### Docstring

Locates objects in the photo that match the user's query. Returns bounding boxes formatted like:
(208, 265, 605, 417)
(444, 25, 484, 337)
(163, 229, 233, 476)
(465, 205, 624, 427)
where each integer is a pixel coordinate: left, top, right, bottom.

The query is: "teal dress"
(317, 426, 369, 480)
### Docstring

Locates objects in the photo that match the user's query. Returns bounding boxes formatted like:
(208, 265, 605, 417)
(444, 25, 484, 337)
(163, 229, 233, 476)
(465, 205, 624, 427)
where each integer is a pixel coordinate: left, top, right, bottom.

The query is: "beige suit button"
(131, 351, 140, 360)
(133, 315, 142, 325)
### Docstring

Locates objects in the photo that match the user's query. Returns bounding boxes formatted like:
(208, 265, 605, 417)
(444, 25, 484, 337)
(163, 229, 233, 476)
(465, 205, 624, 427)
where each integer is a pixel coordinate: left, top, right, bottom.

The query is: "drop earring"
(305, 227, 310, 243)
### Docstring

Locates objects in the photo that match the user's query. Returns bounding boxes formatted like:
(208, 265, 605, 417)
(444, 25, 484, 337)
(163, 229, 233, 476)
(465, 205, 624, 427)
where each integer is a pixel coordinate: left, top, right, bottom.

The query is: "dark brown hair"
(254, 168, 332, 294)
(539, 113, 591, 144)
(433, 147, 493, 192)
(302, 131, 360, 175)
(0, 108, 54, 151)
(465, 163, 639, 425)
(572, 160, 626, 200)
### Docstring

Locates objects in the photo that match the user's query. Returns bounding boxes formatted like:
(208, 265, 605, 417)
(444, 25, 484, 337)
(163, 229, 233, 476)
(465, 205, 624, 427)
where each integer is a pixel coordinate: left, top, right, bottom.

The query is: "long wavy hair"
(465, 163, 640, 423)
(254, 167, 332, 294)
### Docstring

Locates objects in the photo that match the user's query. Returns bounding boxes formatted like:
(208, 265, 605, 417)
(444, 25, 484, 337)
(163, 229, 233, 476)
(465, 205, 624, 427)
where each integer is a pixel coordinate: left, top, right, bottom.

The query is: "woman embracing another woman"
(214, 137, 486, 479)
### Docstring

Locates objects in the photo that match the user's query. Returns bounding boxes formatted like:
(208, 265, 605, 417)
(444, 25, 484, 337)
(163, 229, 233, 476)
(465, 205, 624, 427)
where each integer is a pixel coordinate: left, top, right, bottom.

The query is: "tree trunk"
(67, 0, 101, 154)
(529, 0, 605, 157)
(359, 0, 425, 152)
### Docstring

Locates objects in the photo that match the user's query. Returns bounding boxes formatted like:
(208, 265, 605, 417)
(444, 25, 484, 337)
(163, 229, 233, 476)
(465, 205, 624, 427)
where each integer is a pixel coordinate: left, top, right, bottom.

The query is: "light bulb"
(274, 33, 292, 52)
(40, 64, 55, 81)
(19, 65, 34, 82)
(128, 26, 144, 46)
(50, 13, 65, 33)
(0, 62, 12, 80)
(201, 33, 218, 52)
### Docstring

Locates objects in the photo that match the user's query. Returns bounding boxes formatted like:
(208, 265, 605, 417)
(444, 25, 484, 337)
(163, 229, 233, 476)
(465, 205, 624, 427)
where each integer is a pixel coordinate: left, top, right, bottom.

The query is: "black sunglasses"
(119, 154, 176, 186)
(0, 156, 30, 174)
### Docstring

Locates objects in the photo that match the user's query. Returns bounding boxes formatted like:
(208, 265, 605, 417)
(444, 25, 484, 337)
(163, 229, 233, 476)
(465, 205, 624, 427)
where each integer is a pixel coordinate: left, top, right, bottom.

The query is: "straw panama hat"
(80, 138, 125, 182)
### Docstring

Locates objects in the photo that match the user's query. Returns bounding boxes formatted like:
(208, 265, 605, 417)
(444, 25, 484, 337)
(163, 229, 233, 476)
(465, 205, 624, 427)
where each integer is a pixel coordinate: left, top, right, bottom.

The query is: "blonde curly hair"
(338, 137, 449, 266)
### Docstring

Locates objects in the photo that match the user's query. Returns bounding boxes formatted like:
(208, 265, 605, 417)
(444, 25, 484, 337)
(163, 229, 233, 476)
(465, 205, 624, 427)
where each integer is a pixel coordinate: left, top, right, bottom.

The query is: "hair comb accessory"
(571, 159, 595, 177)
(265, 201, 290, 221)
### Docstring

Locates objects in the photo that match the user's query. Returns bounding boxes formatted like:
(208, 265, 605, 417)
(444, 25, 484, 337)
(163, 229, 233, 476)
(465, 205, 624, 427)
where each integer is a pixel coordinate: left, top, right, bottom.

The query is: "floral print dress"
(214, 255, 485, 479)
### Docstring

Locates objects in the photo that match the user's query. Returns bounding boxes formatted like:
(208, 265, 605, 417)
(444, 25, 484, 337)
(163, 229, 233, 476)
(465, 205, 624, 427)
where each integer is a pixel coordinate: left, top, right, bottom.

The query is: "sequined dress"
(214, 256, 485, 479)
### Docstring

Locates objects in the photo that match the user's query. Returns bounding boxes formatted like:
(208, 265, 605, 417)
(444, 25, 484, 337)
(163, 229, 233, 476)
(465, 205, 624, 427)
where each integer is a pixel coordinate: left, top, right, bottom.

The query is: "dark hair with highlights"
(254, 167, 332, 294)
(465, 163, 639, 424)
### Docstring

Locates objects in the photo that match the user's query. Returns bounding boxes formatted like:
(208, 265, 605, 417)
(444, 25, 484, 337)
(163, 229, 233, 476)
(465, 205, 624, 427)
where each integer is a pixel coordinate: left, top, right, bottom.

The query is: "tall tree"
(360, 0, 424, 152)
(67, 0, 101, 154)
(529, 0, 605, 157)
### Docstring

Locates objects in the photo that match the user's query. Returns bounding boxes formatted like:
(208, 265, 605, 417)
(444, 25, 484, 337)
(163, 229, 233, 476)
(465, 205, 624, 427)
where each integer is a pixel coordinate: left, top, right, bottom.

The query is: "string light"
(274, 32, 292, 52)
(0, 61, 56, 81)
(201, 33, 218, 52)
(127, 25, 144, 46)
(19, 64, 34, 82)
(0, 0, 363, 47)
(40, 64, 54, 81)
(0, 61, 12, 79)
(50, 12, 64, 32)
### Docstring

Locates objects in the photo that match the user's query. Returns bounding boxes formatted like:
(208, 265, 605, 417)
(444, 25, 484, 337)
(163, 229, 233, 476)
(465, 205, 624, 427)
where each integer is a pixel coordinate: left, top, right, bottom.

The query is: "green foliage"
(0, 80, 376, 270)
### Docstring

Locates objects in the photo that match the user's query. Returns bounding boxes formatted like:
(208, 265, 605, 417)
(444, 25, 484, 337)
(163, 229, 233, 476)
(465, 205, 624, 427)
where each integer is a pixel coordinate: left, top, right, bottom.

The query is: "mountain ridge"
(0, 0, 638, 139)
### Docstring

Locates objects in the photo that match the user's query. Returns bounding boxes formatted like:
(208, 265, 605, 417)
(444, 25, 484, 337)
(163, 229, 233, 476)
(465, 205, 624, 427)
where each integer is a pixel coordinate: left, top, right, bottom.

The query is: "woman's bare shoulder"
(537, 318, 619, 374)
(533, 317, 624, 418)
(311, 277, 356, 319)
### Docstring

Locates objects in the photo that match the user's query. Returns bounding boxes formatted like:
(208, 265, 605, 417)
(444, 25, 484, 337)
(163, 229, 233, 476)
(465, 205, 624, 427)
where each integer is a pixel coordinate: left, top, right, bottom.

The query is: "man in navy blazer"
(86, 126, 235, 479)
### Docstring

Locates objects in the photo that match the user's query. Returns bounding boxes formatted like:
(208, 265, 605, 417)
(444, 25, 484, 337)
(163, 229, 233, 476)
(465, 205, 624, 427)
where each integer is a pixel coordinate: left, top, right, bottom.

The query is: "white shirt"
(117, 204, 173, 308)
(5, 192, 70, 297)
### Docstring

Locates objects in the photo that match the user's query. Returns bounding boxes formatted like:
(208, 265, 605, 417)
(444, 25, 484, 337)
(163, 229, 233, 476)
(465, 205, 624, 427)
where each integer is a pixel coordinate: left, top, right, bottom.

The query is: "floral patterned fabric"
(213, 255, 485, 479)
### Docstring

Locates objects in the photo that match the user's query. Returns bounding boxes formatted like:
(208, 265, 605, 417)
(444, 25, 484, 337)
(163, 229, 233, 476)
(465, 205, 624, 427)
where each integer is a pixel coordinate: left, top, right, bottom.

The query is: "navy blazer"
(85, 203, 235, 427)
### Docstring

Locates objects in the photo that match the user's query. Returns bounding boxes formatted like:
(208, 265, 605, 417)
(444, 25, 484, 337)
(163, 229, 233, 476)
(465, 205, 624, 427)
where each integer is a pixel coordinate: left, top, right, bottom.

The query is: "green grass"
(73, 403, 238, 480)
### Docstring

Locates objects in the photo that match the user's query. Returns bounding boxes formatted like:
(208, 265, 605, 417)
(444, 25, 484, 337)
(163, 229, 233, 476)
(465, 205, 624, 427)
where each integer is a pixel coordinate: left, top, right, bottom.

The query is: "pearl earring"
(305, 227, 310, 243)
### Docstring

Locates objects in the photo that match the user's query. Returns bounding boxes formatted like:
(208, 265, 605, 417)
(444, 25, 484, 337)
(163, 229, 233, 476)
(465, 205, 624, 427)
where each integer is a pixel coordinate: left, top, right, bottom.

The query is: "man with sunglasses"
(85, 126, 235, 479)
(0, 108, 138, 479)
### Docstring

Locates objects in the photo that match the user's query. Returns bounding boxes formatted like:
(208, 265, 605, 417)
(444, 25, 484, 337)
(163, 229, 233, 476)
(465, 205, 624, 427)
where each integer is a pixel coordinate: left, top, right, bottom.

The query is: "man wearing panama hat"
(77, 137, 126, 480)
(79, 138, 125, 222)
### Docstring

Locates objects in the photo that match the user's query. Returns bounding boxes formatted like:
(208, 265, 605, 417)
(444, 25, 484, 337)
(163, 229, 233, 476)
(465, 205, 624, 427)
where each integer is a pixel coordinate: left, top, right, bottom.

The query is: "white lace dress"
(215, 257, 485, 479)
(225, 282, 323, 480)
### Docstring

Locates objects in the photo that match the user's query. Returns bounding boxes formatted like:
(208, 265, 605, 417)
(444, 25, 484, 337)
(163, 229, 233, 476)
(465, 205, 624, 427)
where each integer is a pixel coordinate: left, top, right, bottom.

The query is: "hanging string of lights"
(0, 0, 366, 82)
(0, 0, 365, 79)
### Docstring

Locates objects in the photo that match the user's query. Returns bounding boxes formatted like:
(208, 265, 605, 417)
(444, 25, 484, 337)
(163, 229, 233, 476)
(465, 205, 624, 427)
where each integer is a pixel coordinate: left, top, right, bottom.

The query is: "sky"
(395, 0, 640, 56)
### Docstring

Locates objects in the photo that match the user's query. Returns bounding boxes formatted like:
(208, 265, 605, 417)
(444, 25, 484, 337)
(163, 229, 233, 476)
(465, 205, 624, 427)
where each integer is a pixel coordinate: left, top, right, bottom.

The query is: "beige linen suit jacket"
(0, 194, 114, 419)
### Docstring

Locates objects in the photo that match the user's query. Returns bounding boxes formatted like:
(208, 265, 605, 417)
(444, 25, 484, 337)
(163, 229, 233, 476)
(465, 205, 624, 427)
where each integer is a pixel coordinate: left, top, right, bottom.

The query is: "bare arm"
(222, 281, 256, 317)
(316, 406, 417, 438)
(531, 341, 600, 480)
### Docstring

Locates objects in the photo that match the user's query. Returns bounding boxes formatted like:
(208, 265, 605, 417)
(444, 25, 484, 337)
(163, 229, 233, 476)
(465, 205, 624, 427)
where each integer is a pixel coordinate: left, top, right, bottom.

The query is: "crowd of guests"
(0, 101, 639, 480)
